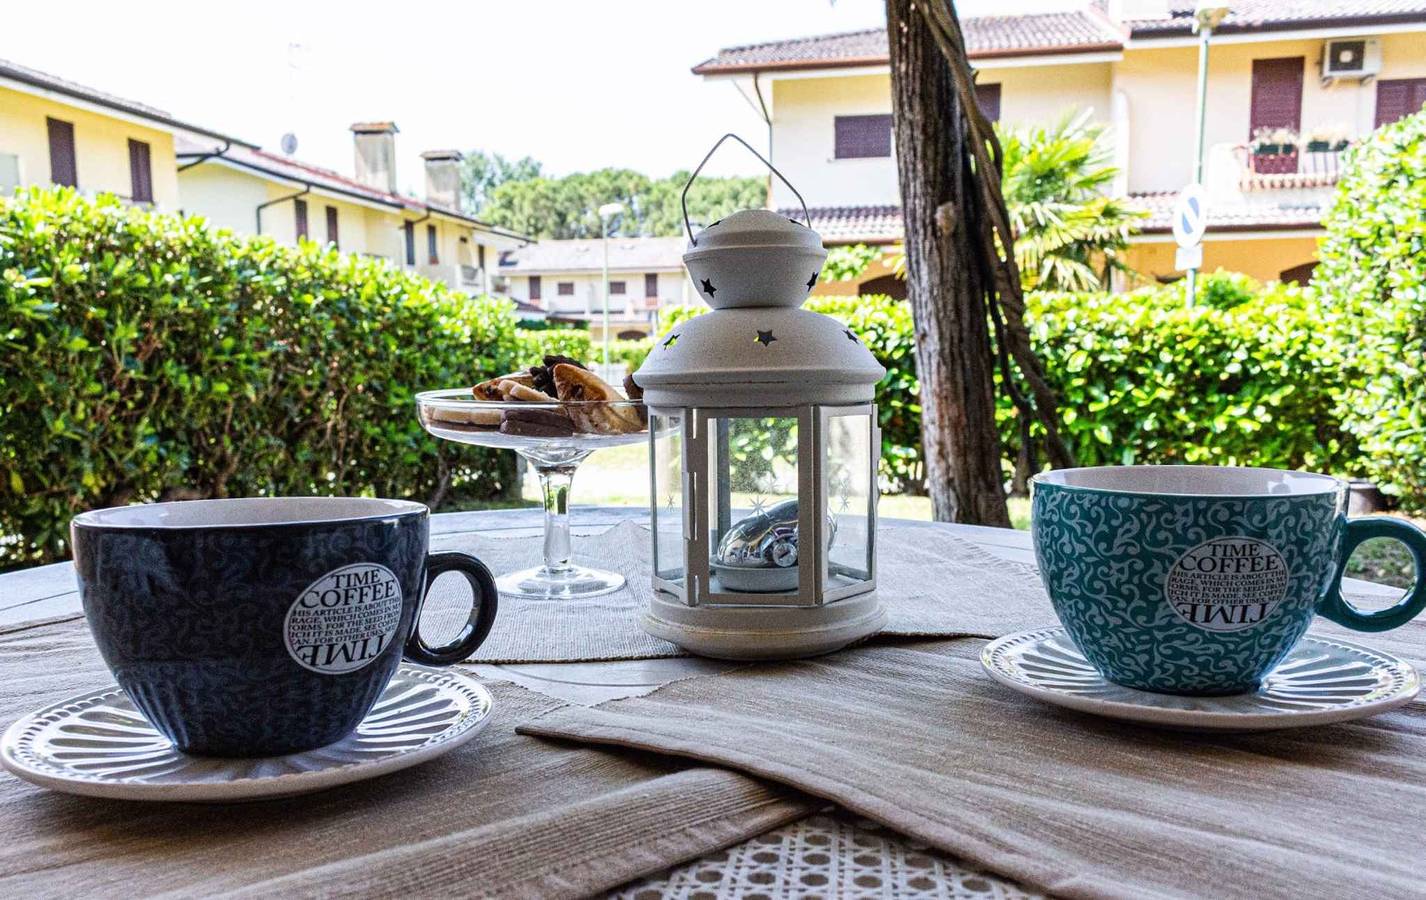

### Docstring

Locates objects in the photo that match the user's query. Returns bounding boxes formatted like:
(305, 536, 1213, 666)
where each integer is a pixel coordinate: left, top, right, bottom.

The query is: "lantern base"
(641, 591, 886, 661)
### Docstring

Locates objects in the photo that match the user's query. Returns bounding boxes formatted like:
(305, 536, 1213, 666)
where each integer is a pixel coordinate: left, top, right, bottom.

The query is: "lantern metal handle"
(681, 133, 811, 246)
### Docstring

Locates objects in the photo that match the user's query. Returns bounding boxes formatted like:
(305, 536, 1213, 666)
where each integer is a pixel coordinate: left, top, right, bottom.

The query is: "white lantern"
(634, 135, 887, 660)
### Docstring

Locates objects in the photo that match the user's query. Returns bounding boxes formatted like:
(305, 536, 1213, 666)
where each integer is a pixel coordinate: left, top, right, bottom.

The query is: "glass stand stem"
(537, 465, 577, 576)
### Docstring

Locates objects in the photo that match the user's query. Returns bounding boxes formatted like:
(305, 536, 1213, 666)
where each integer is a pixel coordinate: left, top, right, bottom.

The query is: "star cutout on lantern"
(663, 332, 679, 349)
(844, 329, 859, 343)
(700, 278, 717, 298)
(755, 330, 777, 347)
(806, 271, 819, 291)
(666, 493, 677, 510)
(750, 495, 767, 517)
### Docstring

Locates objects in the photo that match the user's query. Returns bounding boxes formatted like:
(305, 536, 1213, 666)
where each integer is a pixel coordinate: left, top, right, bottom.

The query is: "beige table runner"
(0, 617, 812, 899)
(438, 522, 1054, 663)
(521, 631, 1426, 900)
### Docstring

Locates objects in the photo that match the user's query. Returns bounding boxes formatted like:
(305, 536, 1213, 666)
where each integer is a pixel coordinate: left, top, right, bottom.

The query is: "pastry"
(500, 406, 576, 437)
(473, 371, 535, 401)
(553, 364, 644, 435)
(454, 353, 644, 437)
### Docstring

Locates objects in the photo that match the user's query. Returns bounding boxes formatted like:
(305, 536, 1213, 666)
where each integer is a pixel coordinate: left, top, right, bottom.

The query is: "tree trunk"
(886, 0, 1011, 526)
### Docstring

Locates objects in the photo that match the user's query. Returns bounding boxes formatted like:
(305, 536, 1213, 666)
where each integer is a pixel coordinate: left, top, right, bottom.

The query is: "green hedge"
(1019, 277, 1358, 473)
(0, 187, 521, 568)
(643, 277, 1363, 493)
(1315, 108, 1426, 508)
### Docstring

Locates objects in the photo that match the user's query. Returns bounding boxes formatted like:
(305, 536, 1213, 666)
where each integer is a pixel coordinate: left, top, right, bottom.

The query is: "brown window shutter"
(403, 222, 415, 265)
(325, 206, 339, 248)
(834, 114, 893, 159)
(294, 198, 309, 239)
(644, 272, 658, 296)
(127, 139, 153, 203)
(478, 245, 486, 269)
(46, 118, 77, 187)
(529, 275, 542, 301)
(427, 224, 438, 264)
(1375, 78, 1426, 128)
(609, 280, 626, 295)
(1249, 57, 1304, 137)
(975, 83, 1002, 123)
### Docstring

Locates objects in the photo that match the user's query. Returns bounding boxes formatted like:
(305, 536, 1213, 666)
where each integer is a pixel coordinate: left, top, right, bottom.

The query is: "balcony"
(413, 263, 489, 294)
(1235, 143, 1350, 192)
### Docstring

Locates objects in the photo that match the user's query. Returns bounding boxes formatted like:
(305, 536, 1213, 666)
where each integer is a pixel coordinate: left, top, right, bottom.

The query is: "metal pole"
(601, 217, 611, 369)
(1187, 25, 1212, 306)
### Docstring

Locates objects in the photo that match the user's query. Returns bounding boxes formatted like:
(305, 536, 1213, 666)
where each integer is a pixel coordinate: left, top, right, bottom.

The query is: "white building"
(499, 236, 692, 340)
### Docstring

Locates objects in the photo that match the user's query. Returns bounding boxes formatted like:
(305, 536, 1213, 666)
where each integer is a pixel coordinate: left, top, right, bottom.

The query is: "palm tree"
(1000, 110, 1145, 292)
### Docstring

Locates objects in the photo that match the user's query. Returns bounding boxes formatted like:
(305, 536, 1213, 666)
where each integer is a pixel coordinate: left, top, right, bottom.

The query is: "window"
(974, 83, 1002, 123)
(427, 224, 438, 264)
(478, 244, 486, 270)
(325, 206, 339, 248)
(644, 272, 658, 296)
(609, 280, 626, 295)
(834, 114, 893, 159)
(529, 275, 542, 301)
(557, 282, 575, 296)
(294, 198, 309, 240)
(1376, 78, 1426, 128)
(127, 139, 152, 203)
(1249, 57, 1304, 138)
(46, 117, 76, 187)
(403, 222, 415, 265)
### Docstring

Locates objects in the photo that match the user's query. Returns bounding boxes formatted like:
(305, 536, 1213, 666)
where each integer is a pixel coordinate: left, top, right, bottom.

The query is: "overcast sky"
(2, 0, 1073, 192)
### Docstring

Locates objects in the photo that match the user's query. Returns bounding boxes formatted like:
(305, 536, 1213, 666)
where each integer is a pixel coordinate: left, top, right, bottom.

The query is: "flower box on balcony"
(1251, 150, 1299, 174)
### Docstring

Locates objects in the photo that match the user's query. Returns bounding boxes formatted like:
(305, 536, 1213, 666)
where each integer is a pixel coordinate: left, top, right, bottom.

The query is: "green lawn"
(519, 442, 1032, 529)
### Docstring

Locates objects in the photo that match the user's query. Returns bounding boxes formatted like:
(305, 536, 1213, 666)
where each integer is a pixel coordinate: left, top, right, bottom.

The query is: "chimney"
(350, 122, 398, 193)
(421, 150, 464, 211)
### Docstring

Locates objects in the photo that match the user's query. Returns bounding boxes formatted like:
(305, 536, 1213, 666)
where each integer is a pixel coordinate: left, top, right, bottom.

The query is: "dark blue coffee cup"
(71, 497, 498, 757)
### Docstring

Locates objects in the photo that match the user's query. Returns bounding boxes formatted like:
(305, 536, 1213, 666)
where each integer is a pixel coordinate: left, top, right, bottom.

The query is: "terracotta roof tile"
(694, 2, 1426, 74)
(1127, 0, 1426, 36)
(779, 197, 1325, 245)
(500, 237, 687, 273)
(693, 11, 1123, 74)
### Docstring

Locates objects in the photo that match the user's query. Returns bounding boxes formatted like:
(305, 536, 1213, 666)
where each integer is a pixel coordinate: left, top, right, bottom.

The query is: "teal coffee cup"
(1032, 466, 1426, 695)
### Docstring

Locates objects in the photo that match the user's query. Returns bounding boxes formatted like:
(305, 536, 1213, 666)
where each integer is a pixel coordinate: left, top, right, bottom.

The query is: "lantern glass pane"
(709, 415, 803, 596)
(825, 411, 873, 586)
(651, 412, 685, 584)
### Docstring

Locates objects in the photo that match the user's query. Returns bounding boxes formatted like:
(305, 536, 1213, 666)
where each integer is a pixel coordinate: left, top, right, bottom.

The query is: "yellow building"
(176, 127, 528, 295)
(694, 1, 1426, 290)
(1, 59, 530, 297)
(0, 56, 246, 210)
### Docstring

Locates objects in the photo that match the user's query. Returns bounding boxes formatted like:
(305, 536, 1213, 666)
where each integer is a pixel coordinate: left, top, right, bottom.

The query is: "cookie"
(473, 371, 534, 401)
(554, 364, 643, 435)
(429, 404, 502, 429)
(500, 406, 576, 437)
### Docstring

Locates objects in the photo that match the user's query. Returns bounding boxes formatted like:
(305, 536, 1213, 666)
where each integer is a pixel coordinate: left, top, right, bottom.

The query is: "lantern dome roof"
(633, 305, 885, 407)
(683, 209, 827, 311)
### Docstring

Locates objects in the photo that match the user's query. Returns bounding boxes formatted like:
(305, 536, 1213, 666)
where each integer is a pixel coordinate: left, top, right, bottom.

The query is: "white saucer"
(981, 628, 1420, 732)
(1, 664, 493, 801)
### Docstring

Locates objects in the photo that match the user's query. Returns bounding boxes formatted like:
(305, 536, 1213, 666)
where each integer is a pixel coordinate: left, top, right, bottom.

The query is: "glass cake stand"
(417, 389, 647, 600)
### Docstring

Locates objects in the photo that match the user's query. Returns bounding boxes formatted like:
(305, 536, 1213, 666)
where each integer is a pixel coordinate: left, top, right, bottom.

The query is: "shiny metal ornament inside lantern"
(635, 134, 886, 660)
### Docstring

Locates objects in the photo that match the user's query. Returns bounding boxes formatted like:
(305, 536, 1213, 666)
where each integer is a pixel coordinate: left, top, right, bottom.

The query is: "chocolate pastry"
(500, 406, 576, 437)
(622, 374, 649, 425)
(529, 354, 589, 396)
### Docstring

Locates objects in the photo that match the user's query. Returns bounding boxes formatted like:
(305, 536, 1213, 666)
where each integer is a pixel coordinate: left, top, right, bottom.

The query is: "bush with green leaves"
(514, 327, 591, 365)
(1018, 273, 1359, 474)
(1, 187, 521, 568)
(639, 274, 1361, 493)
(1315, 108, 1426, 508)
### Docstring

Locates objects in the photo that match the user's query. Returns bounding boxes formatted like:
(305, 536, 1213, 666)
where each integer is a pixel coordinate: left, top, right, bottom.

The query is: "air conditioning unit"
(1322, 38, 1381, 80)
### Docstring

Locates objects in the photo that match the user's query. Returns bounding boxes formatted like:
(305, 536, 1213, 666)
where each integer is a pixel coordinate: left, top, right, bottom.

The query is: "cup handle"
(404, 551, 500, 665)
(1317, 518, 1426, 633)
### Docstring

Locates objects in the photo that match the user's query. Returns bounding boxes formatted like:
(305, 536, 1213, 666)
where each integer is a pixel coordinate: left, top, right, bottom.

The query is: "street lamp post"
(597, 202, 625, 371)
(1187, 3, 1231, 305)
